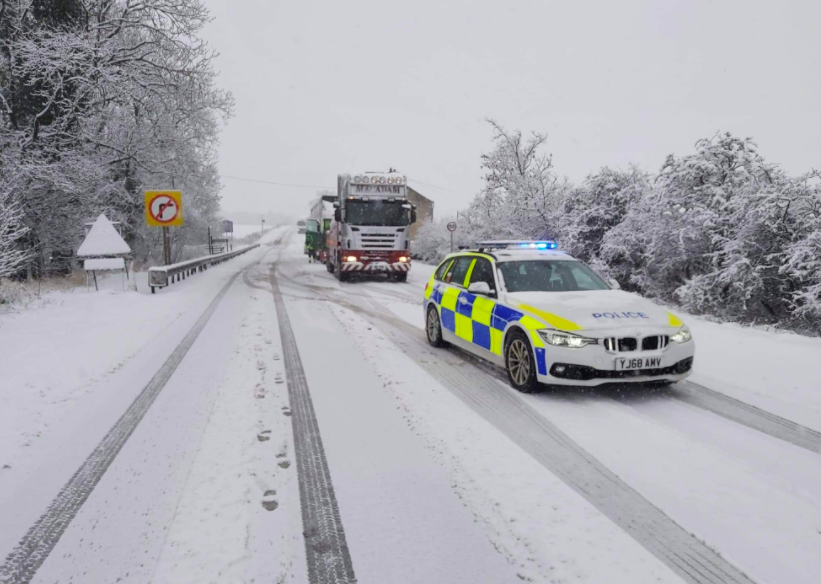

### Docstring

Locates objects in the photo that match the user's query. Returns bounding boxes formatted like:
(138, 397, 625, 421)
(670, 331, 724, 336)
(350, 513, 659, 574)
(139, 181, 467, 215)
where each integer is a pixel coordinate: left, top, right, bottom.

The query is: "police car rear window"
(498, 261, 609, 293)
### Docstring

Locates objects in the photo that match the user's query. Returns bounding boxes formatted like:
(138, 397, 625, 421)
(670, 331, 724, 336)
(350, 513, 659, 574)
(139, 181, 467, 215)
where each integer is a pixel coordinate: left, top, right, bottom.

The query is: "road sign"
(447, 221, 457, 232)
(221, 219, 233, 233)
(145, 191, 183, 227)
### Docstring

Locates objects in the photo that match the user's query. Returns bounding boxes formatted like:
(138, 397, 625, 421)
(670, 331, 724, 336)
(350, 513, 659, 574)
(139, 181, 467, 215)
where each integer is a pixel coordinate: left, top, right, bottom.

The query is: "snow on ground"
(0, 227, 287, 524)
(232, 223, 274, 239)
(27, 250, 305, 584)
(139, 257, 305, 584)
(522, 389, 821, 584)
(686, 318, 821, 431)
(3, 233, 821, 583)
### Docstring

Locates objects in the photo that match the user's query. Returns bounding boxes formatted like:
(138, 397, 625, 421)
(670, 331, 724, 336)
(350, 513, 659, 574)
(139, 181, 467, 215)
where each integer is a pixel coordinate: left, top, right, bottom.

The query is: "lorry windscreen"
(345, 200, 410, 226)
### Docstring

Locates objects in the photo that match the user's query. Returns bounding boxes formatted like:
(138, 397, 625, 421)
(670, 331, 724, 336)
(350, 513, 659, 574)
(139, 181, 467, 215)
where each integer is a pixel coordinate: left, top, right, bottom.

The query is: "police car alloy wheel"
(505, 330, 539, 393)
(426, 306, 445, 348)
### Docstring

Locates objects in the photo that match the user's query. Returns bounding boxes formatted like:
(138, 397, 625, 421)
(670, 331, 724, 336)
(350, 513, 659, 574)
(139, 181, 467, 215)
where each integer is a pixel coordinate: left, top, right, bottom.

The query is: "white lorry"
(324, 171, 416, 282)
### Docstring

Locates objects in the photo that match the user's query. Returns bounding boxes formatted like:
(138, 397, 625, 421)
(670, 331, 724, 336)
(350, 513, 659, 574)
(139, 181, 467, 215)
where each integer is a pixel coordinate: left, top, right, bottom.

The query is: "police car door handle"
(458, 296, 468, 304)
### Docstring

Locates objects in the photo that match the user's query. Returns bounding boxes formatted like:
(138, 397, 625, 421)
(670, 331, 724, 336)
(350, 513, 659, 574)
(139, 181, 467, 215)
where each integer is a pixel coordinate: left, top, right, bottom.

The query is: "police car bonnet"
(504, 289, 673, 331)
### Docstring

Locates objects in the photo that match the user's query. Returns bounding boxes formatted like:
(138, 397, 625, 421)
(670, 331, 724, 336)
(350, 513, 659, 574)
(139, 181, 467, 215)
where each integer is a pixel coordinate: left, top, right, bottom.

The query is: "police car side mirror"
(608, 278, 621, 290)
(468, 281, 492, 296)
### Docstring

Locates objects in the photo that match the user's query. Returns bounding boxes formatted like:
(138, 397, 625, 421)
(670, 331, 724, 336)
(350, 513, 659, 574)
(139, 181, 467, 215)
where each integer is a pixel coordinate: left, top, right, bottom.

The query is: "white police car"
(423, 241, 695, 392)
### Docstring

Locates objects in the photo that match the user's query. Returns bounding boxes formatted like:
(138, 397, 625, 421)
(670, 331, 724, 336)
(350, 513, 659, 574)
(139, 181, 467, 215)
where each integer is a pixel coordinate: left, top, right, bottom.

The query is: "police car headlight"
(538, 329, 597, 348)
(670, 325, 692, 343)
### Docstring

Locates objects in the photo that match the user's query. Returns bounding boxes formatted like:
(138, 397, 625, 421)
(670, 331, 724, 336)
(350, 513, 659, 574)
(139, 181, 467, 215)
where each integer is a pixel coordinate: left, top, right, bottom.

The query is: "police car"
(423, 241, 695, 392)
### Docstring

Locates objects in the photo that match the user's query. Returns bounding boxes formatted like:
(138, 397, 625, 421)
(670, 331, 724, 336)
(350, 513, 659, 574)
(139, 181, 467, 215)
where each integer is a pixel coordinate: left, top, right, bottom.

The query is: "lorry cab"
(325, 172, 416, 282)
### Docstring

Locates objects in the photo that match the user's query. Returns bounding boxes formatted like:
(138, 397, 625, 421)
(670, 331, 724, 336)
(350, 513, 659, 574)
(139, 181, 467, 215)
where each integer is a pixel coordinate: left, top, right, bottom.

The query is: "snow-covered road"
(2, 228, 820, 584)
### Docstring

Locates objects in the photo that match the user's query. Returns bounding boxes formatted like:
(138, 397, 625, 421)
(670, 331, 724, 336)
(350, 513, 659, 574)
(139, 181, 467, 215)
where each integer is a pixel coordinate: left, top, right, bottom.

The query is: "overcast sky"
(201, 0, 820, 221)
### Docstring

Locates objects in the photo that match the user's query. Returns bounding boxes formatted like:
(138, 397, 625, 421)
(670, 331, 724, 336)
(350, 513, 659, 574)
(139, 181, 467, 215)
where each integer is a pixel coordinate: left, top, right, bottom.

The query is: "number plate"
(614, 356, 663, 371)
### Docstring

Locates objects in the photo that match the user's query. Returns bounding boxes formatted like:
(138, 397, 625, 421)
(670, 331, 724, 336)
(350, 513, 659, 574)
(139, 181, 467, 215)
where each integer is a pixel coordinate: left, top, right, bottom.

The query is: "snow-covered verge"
(687, 317, 821, 431)
(0, 227, 287, 480)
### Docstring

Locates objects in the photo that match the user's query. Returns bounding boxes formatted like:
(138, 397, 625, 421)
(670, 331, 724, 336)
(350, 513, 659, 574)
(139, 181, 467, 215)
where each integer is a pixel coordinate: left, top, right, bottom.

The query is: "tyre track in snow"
(267, 265, 357, 584)
(0, 250, 277, 584)
(669, 382, 821, 455)
(274, 263, 757, 584)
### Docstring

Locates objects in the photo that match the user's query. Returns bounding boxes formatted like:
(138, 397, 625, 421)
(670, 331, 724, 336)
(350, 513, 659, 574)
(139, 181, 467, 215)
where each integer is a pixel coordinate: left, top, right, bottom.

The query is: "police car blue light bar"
(475, 240, 559, 251)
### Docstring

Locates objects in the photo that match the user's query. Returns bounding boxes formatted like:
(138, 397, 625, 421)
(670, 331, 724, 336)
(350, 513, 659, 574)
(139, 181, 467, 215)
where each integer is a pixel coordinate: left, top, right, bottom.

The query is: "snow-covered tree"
(561, 166, 650, 263)
(0, 184, 32, 282)
(0, 0, 233, 274)
(460, 120, 571, 246)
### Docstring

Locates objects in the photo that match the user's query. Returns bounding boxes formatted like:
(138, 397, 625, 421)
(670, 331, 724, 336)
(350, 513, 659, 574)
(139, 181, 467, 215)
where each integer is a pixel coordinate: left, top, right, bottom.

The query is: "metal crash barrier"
(148, 244, 260, 293)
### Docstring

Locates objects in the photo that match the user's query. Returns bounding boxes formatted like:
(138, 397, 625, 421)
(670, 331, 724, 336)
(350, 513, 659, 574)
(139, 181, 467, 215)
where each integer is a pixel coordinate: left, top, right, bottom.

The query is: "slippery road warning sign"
(145, 191, 183, 227)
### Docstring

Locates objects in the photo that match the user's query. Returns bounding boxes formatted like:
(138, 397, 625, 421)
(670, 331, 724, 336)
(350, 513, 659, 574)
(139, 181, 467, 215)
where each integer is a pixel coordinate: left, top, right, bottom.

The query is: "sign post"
(145, 190, 183, 265)
(447, 221, 457, 253)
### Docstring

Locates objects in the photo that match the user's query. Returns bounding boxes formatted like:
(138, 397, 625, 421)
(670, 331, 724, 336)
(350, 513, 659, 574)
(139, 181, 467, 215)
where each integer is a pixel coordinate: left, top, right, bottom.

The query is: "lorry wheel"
(326, 260, 333, 273)
(336, 256, 348, 282)
(392, 272, 408, 283)
(504, 330, 539, 393)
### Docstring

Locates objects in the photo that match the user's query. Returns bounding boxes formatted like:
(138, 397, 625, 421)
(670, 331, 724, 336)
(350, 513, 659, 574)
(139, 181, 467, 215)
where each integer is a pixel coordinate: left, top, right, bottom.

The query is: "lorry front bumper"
(340, 261, 410, 272)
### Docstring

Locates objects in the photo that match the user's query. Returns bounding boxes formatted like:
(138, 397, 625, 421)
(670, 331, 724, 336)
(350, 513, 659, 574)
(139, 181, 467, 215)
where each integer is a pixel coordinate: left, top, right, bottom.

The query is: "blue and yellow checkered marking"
(441, 306, 456, 333)
(535, 348, 547, 376)
(428, 272, 582, 366)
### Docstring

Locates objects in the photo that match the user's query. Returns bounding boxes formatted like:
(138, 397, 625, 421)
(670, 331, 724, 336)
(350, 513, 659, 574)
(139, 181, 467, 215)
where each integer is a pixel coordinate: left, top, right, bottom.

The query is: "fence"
(147, 244, 259, 294)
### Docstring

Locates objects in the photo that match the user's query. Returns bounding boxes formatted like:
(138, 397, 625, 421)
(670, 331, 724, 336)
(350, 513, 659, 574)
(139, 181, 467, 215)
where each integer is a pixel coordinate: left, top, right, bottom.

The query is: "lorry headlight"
(537, 329, 597, 348)
(398, 256, 408, 262)
(670, 325, 692, 343)
(345, 256, 357, 262)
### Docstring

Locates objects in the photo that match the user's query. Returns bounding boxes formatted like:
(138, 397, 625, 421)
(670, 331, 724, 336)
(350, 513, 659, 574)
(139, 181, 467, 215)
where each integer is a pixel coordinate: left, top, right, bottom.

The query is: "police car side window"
(434, 259, 453, 281)
(469, 259, 495, 291)
(447, 257, 473, 286)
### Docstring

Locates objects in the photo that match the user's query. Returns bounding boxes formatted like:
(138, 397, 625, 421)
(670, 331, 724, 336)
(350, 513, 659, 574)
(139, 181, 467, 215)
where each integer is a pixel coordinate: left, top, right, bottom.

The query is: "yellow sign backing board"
(145, 191, 183, 227)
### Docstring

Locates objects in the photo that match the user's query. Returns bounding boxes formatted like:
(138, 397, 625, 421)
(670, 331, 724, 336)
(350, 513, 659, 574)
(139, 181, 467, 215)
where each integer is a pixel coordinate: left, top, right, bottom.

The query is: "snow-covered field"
(231, 223, 274, 239)
(1, 229, 819, 584)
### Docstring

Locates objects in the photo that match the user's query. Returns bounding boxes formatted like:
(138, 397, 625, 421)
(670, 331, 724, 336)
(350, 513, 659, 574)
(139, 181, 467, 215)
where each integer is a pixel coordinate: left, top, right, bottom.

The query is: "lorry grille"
(603, 336, 668, 353)
(360, 233, 397, 249)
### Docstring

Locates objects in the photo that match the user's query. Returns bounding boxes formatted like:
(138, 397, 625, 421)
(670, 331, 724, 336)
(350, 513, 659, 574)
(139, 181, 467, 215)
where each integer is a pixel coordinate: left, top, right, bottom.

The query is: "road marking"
(269, 266, 357, 584)
(0, 263, 253, 584)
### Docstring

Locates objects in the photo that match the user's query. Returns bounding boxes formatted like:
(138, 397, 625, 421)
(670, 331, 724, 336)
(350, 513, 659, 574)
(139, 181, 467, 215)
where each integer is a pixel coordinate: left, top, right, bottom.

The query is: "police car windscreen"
(345, 200, 410, 226)
(498, 261, 609, 293)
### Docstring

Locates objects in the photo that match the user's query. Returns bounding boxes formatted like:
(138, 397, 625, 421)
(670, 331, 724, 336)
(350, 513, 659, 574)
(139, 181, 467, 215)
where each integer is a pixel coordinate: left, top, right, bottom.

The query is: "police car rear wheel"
(505, 331, 538, 393)
(426, 306, 445, 348)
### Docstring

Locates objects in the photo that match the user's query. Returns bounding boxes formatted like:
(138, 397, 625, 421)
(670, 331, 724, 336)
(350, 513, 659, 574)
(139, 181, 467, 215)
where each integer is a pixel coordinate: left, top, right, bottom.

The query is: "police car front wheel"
(426, 306, 446, 348)
(505, 330, 539, 393)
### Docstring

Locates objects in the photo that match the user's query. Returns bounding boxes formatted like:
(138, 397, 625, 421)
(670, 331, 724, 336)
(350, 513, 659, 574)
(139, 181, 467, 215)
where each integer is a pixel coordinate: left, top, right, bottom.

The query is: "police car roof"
(448, 249, 577, 262)
(492, 249, 576, 262)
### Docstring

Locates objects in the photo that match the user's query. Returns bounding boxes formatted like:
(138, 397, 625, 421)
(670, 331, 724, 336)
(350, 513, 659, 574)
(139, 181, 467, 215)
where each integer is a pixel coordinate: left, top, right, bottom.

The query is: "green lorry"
(304, 218, 323, 263)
